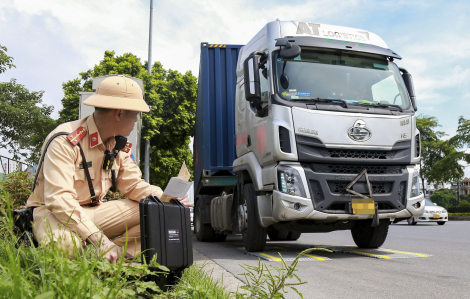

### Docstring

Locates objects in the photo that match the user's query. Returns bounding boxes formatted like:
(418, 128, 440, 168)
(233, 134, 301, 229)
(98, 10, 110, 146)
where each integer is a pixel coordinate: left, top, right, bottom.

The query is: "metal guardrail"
(0, 155, 33, 181)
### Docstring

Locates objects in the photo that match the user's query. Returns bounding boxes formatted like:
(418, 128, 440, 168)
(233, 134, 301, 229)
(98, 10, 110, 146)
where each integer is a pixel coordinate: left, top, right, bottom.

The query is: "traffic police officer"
(26, 75, 192, 264)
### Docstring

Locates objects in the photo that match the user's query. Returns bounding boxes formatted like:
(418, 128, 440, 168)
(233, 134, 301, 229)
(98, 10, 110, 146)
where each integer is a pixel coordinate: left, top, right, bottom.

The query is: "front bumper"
(413, 212, 448, 222)
(272, 190, 424, 221)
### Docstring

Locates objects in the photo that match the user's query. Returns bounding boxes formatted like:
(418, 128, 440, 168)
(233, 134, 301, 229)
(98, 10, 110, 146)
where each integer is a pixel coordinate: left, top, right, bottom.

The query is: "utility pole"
(144, 0, 153, 183)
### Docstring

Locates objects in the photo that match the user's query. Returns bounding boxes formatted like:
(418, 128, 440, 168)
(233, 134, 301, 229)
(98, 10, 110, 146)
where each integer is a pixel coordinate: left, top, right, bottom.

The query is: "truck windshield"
(273, 48, 411, 111)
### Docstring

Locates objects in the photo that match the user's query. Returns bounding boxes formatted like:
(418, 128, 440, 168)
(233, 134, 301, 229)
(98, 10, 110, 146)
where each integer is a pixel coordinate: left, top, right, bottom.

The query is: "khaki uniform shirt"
(26, 115, 163, 240)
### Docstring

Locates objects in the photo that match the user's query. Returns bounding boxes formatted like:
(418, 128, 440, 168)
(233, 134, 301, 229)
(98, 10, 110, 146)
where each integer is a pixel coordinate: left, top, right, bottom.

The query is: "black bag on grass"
(140, 195, 193, 286)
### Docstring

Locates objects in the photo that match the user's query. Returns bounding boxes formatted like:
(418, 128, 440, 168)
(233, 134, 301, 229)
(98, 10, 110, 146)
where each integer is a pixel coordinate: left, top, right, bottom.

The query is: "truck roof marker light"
(341, 41, 349, 44)
(357, 43, 365, 46)
(325, 39, 333, 42)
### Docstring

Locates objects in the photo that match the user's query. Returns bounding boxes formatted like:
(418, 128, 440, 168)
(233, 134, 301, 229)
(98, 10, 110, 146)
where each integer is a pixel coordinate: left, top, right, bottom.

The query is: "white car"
(408, 199, 448, 225)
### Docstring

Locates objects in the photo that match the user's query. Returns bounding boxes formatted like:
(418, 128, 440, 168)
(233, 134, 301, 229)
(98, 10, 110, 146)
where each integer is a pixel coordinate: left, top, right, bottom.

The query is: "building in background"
(423, 181, 444, 199)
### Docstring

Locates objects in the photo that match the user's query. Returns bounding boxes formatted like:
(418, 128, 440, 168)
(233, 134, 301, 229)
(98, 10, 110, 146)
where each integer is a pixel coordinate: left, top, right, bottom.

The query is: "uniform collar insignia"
(86, 115, 103, 148)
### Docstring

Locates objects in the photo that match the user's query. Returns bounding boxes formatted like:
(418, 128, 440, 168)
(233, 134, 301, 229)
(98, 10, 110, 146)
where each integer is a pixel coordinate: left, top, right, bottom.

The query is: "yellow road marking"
(259, 253, 282, 262)
(273, 246, 327, 261)
(382, 249, 429, 257)
(354, 251, 392, 259)
(296, 252, 327, 261)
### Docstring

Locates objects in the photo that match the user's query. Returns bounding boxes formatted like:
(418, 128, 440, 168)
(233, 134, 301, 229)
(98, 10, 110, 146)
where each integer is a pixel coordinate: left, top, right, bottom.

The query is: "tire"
(241, 183, 267, 252)
(268, 229, 289, 241)
(194, 198, 215, 242)
(407, 218, 417, 225)
(351, 219, 389, 248)
(286, 231, 301, 241)
(437, 222, 446, 225)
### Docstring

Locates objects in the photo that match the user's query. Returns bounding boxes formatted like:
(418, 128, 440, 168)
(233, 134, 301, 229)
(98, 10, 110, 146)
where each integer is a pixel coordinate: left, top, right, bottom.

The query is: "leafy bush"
(448, 213, 470, 217)
(430, 188, 458, 208)
(447, 202, 470, 213)
(0, 171, 33, 209)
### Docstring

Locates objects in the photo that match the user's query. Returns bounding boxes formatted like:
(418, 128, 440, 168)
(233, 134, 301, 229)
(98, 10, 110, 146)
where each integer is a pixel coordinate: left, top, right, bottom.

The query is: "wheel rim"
(238, 203, 247, 234)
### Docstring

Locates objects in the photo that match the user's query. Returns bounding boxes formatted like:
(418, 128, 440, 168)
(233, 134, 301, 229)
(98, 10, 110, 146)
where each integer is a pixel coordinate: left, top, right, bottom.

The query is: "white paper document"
(163, 177, 193, 199)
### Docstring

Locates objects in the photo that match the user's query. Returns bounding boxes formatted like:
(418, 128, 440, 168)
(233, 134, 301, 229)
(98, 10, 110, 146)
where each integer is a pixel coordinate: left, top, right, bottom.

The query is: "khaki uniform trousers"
(32, 199, 140, 257)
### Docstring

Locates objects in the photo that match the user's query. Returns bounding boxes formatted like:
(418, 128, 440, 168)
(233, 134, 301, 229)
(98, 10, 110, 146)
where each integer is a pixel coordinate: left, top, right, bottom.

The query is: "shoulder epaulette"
(122, 142, 132, 153)
(67, 127, 87, 146)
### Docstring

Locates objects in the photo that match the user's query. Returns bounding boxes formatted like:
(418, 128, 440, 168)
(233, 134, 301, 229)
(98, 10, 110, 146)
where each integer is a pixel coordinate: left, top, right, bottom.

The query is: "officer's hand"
(88, 232, 123, 264)
(176, 194, 193, 207)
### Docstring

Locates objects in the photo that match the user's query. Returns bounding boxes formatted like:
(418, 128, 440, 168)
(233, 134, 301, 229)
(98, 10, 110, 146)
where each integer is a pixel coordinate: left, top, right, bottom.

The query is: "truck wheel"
(267, 229, 289, 241)
(407, 218, 417, 225)
(351, 219, 389, 248)
(194, 199, 214, 242)
(240, 183, 267, 252)
(286, 231, 301, 241)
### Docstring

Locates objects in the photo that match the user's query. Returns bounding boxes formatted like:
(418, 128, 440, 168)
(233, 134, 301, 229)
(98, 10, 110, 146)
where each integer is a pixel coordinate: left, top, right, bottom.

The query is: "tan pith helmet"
(83, 75, 150, 112)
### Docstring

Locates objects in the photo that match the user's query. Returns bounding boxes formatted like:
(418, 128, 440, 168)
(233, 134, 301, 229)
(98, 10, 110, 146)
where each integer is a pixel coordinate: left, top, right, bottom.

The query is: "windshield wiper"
(370, 102, 403, 112)
(301, 97, 349, 108)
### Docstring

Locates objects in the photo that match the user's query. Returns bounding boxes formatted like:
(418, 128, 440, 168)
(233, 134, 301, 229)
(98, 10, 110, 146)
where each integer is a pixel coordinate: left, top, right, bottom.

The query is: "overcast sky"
(1, 0, 469, 175)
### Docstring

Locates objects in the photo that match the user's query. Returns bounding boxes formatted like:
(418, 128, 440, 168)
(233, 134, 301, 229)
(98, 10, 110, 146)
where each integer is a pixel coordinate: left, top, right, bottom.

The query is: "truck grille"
(310, 164, 405, 175)
(328, 182, 393, 194)
(327, 149, 390, 159)
(303, 163, 409, 214)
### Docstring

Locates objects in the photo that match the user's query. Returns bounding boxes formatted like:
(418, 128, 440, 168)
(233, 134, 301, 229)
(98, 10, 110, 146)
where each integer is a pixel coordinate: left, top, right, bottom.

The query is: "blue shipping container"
(193, 43, 243, 195)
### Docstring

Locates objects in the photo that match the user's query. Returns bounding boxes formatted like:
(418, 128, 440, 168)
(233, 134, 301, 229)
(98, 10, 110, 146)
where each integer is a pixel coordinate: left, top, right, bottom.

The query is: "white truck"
(193, 20, 425, 252)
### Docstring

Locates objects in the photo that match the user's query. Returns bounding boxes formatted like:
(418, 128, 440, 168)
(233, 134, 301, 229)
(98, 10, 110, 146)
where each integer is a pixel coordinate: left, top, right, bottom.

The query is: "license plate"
(352, 198, 375, 215)
(433, 214, 440, 219)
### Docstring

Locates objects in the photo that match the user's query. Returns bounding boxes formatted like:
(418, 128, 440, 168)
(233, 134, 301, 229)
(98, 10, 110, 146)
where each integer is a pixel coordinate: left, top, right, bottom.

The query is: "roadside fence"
(0, 155, 34, 181)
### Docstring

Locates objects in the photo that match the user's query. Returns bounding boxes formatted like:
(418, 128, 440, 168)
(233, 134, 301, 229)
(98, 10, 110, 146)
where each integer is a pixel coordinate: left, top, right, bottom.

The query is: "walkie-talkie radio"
(103, 135, 128, 192)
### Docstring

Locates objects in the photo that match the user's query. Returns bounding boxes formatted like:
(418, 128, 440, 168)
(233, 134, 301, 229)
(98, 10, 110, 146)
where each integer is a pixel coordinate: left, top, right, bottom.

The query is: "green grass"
(0, 189, 308, 299)
(449, 213, 470, 217)
(159, 262, 233, 298)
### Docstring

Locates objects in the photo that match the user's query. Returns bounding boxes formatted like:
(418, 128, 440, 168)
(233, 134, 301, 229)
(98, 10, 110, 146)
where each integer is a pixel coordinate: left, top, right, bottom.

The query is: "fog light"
(294, 203, 301, 210)
(412, 202, 421, 209)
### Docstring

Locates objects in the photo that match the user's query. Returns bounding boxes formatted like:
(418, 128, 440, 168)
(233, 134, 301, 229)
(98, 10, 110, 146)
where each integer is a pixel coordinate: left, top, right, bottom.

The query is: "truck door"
(246, 64, 275, 166)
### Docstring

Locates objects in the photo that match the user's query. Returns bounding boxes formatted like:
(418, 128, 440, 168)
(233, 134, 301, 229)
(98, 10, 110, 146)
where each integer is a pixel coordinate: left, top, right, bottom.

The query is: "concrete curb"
(192, 248, 247, 294)
(449, 216, 470, 221)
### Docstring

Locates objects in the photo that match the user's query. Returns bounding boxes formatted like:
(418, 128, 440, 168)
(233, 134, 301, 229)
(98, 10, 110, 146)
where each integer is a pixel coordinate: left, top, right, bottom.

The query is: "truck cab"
(193, 21, 425, 252)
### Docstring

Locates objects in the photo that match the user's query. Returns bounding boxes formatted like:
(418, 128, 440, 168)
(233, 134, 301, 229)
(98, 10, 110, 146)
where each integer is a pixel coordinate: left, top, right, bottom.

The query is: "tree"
(0, 45, 56, 163)
(430, 188, 458, 208)
(417, 115, 445, 192)
(417, 115, 470, 188)
(0, 45, 15, 74)
(426, 117, 470, 185)
(58, 51, 197, 187)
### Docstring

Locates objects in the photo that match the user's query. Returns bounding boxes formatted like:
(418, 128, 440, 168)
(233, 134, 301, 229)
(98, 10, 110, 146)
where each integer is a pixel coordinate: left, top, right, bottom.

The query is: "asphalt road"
(192, 221, 470, 299)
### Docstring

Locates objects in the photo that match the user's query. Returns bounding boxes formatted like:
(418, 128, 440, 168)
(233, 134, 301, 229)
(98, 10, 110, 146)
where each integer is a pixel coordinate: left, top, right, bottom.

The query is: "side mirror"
(280, 42, 301, 59)
(244, 52, 263, 108)
(399, 68, 417, 111)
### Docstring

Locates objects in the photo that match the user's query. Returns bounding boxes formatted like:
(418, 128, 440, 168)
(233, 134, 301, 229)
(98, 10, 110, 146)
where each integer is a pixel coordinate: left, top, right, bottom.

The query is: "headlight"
(442, 209, 447, 213)
(277, 165, 306, 197)
(411, 168, 420, 197)
(424, 209, 429, 214)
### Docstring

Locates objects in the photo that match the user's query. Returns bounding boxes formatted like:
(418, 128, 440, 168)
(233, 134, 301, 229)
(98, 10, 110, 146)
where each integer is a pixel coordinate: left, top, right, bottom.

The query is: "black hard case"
(140, 196, 193, 272)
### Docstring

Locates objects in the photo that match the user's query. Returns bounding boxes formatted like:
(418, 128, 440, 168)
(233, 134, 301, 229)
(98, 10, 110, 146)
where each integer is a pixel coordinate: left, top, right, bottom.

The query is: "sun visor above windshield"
(275, 37, 402, 60)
